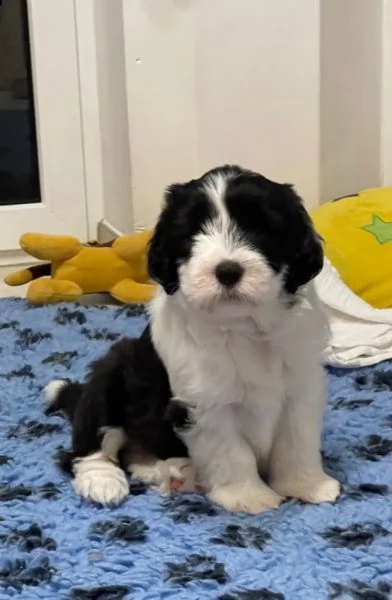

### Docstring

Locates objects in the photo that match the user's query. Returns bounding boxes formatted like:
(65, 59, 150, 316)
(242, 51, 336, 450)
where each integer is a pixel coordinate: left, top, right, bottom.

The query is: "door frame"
(0, 0, 88, 259)
(382, 0, 392, 186)
(73, 0, 133, 239)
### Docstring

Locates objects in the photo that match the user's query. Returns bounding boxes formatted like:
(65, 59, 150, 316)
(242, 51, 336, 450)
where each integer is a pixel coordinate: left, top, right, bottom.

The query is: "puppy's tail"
(44, 379, 84, 423)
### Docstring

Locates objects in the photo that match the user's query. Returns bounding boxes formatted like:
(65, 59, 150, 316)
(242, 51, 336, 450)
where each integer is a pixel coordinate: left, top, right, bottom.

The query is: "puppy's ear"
(285, 226, 323, 294)
(283, 187, 324, 294)
(148, 183, 185, 295)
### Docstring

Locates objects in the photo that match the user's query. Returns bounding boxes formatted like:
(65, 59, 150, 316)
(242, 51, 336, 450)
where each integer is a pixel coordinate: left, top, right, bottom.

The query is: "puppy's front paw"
(208, 483, 284, 515)
(300, 476, 340, 504)
(73, 457, 129, 506)
(271, 474, 340, 505)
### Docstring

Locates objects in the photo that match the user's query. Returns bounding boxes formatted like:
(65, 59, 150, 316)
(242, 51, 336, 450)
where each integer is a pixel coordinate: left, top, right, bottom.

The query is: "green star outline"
(361, 213, 392, 244)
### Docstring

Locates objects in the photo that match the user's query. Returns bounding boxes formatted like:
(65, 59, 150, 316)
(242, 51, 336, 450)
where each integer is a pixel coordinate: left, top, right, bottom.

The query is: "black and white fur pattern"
(45, 334, 191, 505)
(47, 165, 340, 513)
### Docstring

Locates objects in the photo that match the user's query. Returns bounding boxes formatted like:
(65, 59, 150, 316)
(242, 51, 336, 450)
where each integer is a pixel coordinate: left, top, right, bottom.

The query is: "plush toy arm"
(112, 231, 152, 261)
(20, 233, 82, 262)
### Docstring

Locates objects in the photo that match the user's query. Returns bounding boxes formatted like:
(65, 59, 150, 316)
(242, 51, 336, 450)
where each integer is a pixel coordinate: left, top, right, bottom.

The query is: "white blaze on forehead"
(202, 171, 246, 254)
(202, 172, 231, 225)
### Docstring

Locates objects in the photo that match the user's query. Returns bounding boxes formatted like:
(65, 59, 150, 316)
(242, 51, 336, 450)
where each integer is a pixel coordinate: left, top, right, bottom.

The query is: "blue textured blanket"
(1, 298, 392, 600)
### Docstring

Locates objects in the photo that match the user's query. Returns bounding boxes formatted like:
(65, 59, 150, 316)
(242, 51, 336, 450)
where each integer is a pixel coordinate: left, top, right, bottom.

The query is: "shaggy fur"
(47, 165, 340, 512)
(45, 330, 189, 505)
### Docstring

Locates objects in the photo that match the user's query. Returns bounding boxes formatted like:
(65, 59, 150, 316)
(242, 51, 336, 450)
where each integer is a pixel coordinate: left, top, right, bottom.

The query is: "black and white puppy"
(47, 165, 340, 513)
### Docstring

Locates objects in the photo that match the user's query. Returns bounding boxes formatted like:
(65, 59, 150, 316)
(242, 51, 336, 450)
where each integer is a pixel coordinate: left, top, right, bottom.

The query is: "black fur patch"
(165, 399, 194, 431)
(219, 589, 285, 600)
(44, 381, 80, 421)
(81, 327, 120, 342)
(55, 448, 75, 475)
(0, 484, 32, 502)
(42, 351, 78, 368)
(211, 524, 271, 551)
(16, 328, 52, 350)
(354, 435, 392, 461)
(165, 554, 228, 586)
(0, 365, 35, 380)
(64, 331, 187, 469)
(164, 495, 219, 523)
(0, 523, 56, 551)
(70, 586, 130, 600)
(90, 517, 149, 544)
(0, 455, 12, 466)
(0, 556, 56, 591)
(54, 307, 87, 326)
(7, 420, 62, 441)
(322, 523, 389, 548)
(329, 579, 392, 599)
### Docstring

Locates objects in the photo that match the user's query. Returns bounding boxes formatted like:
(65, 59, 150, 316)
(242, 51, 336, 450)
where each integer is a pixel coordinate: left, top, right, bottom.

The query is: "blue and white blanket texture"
(0, 298, 392, 600)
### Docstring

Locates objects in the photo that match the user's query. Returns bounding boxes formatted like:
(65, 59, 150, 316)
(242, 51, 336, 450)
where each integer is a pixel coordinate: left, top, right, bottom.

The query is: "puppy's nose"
(215, 260, 244, 287)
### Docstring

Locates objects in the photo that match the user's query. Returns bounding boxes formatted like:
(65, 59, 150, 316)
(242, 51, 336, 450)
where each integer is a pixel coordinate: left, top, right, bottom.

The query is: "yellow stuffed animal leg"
(20, 233, 82, 261)
(27, 279, 83, 305)
(112, 231, 152, 261)
(111, 279, 156, 305)
(5, 269, 34, 286)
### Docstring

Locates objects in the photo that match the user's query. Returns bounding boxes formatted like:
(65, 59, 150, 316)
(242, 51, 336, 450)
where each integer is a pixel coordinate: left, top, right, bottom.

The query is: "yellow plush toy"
(312, 187, 392, 309)
(4, 231, 156, 305)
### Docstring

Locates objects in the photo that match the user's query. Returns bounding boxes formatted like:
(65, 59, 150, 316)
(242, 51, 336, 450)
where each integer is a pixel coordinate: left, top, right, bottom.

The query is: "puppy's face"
(148, 165, 323, 312)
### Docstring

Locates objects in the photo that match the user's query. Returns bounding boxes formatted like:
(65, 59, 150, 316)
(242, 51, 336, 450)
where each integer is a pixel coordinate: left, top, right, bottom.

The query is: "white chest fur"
(149, 292, 301, 465)
(149, 288, 340, 513)
(222, 330, 286, 465)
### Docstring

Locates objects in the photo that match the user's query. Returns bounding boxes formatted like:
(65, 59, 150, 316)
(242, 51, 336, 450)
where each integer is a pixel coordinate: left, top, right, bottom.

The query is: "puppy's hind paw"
(73, 455, 129, 506)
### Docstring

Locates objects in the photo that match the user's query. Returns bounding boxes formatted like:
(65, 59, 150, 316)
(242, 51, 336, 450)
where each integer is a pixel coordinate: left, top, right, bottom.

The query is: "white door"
(0, 0, 88, 252)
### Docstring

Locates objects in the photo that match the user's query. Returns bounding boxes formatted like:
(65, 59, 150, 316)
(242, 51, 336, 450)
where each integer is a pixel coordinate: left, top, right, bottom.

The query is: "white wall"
(195, 0, 321, 205)
(122, 0, 321, 231)
(81, 0, 386, 235)
(122, 0, 198, 232)
(320, 0, 383, 202)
